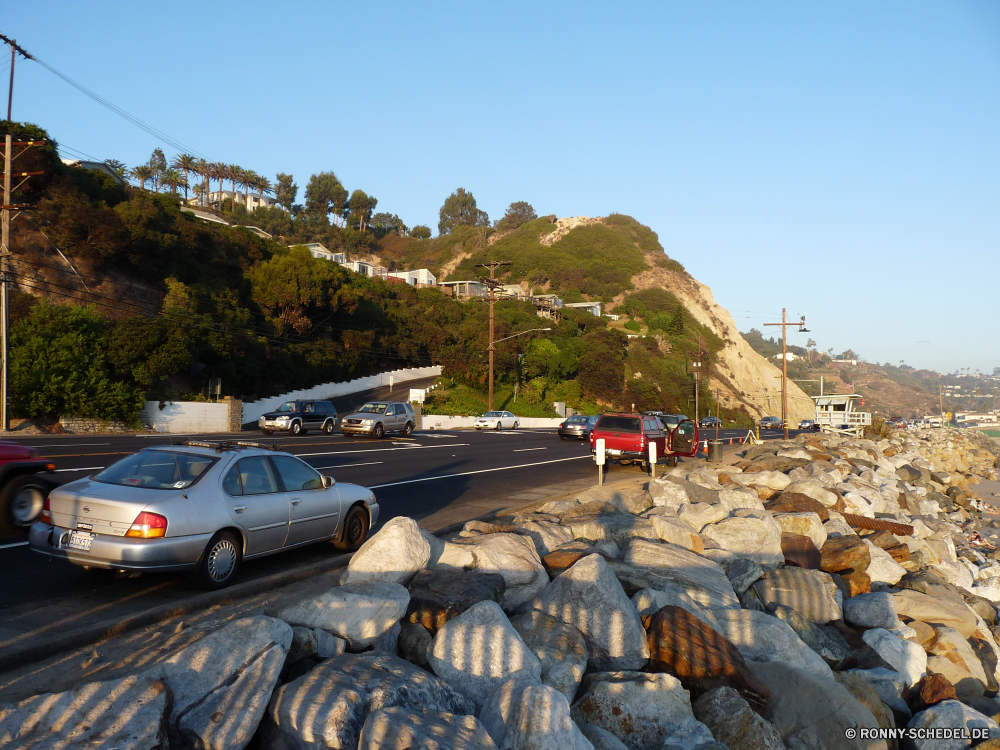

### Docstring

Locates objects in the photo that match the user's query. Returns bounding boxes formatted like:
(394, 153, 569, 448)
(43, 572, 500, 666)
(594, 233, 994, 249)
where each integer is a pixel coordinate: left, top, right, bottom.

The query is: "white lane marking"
(54, 466, 105, 473)
(417, 433, 457, 438)
(0, 541, 29, 550)
(314, 461, 384, 469)
(295, 443, 468, 457)
(513, 447, 547, 452)
(369, 455, 590, 489)
(25, 443, 111, 448)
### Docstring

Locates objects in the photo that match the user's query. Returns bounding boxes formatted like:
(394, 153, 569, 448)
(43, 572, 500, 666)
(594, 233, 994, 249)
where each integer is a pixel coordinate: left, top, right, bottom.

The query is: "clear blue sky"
(4, 1, 998, 374)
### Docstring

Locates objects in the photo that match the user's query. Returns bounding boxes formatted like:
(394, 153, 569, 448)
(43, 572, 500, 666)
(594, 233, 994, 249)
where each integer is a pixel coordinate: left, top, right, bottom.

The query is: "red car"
(589, 413, 700, 469)
(0, 443, 57, 537)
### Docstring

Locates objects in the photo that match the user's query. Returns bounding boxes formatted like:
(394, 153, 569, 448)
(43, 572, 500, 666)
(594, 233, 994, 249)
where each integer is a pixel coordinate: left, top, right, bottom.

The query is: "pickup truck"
(589, 413, 700, 469)
(0, 442, 57, 537)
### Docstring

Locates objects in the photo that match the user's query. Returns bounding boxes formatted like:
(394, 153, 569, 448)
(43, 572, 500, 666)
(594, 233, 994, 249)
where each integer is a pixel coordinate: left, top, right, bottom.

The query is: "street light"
(764, 309, 808, 440)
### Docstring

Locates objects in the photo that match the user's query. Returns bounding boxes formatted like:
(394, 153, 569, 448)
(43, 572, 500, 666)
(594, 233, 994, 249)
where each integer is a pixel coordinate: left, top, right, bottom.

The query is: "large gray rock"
(774, 512, 827, 550)
(522, 553, 649, 671)
(650, 477, 694, 508)
(844, 592, 901, 630)
(358, 707, 497, 750)
(691, 686, 785, 750)
(565, 514, 659, 547)
(573, 485, 653, 516)
(509, 611, 588, 701)
(890, 589, 978, 638)
(862, 628, 926, 688)
(289, 626, 347, 663)
(481, 678, 592, 750)
(768, 604, 851, 668)
(278, 582, 409, 649)
(864, 540, 907, 585)
(145, 615, 291, 750)
(466, 533, 549, 611)
(846, 668, 911, 722)
(623, 539, 740, 610)
(711, 609, 834, 681)
(345, 516, 431, 585)
(700, 514, 784, 568)
(905, 699, 1000, 749)
(717, 488, 766, 513)
(677, 502, 729, 532)
(578, 722, 630, 750)
(784, 480, 839, 508)
(570, 671, 714, 750)
(631, 588, 719, 630)
(721, 557, 764, 595)
(748, 660, 888, 750)
(0, 675, 170, 750)
(519, 520, 575, 557)
(649, 515, 705, 552)
(428, 600, 541, 709)
(751, 568, 842, 623)
(264, 652, 474, 750)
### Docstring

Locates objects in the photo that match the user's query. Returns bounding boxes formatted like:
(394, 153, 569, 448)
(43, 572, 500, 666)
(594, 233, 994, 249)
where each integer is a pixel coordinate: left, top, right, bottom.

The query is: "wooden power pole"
(764, 308, 808, 440)
(0, 134, 46, 430)
(475, 260, 512, 411)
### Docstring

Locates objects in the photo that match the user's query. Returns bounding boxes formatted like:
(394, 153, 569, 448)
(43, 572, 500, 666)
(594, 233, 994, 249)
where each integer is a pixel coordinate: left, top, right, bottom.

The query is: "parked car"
(699, 416, 722, 429)
(341, 401, 416, 438)
(474, 411, 520, 430)
(589, 412, 699, 469)
(558, 415, 599, 440)
(259, 400, 337, 436)
(0, 443, 57, 537)
(29, 441, 379, 588)
(799, 419, 818, 430)
(760, 416, 784, 430)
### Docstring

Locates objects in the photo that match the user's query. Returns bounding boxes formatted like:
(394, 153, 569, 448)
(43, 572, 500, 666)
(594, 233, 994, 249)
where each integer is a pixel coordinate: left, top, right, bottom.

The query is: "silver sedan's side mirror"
(323, 475, 335, 488)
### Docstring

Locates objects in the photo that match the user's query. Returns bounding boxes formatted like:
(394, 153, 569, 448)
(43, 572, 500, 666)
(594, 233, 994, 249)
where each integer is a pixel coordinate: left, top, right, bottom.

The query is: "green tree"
(305, 171, 348, 224)
(148, 148, 167, 191)
(346, 189, 377, 232)
(104, 159, 127, 178)
(171, 154, 198, 200)
(247, 246, 344, 334)
(494, 201, 537, 232)
(160, 168, 186, 195)
(130, 165, 153, 190)
(10, 302, 145, 423)
(438, 188, 489, 235)
(370, 212, 408, 235)
(411, 225, 431, 240)
(275, 173, 297, 212)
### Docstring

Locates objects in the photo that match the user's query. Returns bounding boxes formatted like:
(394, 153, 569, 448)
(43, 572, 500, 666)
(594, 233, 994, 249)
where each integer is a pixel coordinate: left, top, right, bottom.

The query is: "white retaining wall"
(421, 415, 563, 430)
(241, 366, 442, 424)
(143, 401, 230, 433)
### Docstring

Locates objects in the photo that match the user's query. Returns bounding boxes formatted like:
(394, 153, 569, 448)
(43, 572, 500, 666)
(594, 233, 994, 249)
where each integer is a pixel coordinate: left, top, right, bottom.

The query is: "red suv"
(589, 413, 700, 469)
(0, 442, 56, 537)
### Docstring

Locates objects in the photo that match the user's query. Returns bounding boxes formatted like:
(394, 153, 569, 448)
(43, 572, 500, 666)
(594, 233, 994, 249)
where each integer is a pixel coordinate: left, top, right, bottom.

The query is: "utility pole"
(0, 35, 34, 121)
(0, 134, 46, 431)
(475, 260, 512, 411)
(764, 308, 808, 439)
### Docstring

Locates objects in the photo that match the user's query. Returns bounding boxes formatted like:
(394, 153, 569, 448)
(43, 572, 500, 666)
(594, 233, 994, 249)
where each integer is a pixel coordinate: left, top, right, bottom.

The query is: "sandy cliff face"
(628, 263, 815, 424)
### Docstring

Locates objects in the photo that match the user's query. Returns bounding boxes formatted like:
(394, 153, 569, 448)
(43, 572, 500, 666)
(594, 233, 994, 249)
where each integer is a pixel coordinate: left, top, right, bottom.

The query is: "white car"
(475, 411, 520, 430)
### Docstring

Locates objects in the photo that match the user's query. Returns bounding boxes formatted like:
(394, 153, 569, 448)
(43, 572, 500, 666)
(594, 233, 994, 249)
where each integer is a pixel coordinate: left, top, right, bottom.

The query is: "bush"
(624, 320, 641, 331)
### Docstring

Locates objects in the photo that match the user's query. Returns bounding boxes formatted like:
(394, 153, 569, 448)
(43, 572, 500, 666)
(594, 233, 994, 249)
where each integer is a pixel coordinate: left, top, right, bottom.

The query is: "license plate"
(608, 449, 622, 455)
(67, 531, 94, 551)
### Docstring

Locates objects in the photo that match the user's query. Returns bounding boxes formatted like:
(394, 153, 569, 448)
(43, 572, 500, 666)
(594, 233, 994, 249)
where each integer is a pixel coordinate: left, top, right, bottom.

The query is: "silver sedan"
(29, 442, 379, 588)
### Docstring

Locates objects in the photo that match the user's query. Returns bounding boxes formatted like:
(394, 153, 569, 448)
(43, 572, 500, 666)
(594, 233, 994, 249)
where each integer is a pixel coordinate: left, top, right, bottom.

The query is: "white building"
(501, 284, 527, 299)
(342, 260, 388, 279)
(774, 352, 800, 362)
(563, 301, 601, 317)
(439, 280, 486, 298)
(296, 243, 346, 263)
(60, 158, 128, 186)
(388, 269, 437, 287)
(208, 190, 277, 211)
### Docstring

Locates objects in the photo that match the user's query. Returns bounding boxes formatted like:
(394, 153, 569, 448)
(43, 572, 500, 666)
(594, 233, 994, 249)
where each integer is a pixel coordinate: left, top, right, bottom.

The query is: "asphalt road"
(0, 421, 799, 648)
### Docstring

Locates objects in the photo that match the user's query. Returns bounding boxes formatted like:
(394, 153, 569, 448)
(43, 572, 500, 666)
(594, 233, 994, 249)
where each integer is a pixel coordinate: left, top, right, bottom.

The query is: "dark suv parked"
(259, 400, 337, 436)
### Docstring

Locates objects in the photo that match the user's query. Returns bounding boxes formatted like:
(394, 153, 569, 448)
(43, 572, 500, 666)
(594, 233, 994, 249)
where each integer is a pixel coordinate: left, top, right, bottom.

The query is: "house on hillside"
(297, 243, 346, 264)
(773, 352, 799, 362)
(564, 301, 601, 317)
(342, 259, 389, 279)
(439, 280, 486, 299)
(389, 269, 437, 287)
(60, 158, 128, 186)
(501, 284, 527, 299)
(208, 190, 277, 212)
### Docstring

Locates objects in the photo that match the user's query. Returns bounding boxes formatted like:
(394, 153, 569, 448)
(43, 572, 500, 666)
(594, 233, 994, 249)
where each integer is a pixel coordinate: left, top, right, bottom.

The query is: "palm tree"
(257, 175, 274, 205)
(130, 165, 153, 190)
(195, 159, 210, 206)
(209, 162, 227, 207)
(171, 154, 198, 201)
(225, 164, 241, 210)
(160, 168, 186, 195)
(104, 159, 128, 178)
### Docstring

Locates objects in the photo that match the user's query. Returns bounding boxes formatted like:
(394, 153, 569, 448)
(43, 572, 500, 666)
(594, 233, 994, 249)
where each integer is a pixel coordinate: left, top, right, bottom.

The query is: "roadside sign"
(648, 441, 657, 479)
(595, 438, 606, 466)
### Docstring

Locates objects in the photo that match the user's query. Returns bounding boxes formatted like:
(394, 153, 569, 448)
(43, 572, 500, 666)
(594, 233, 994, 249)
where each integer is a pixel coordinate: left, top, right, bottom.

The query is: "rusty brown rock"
(405, 569, 507, 634)
(909, 672, 957, 713)
(781, 533, 822, 570)
(765, 491, 830, 522)
(641, 605, 771, 715)
(840, 569, 872, 596)
(868, 530, 900, 550)
(908, 621, 937, 649)
(542, 548, 615, 576)
(820, 535, 871, 574)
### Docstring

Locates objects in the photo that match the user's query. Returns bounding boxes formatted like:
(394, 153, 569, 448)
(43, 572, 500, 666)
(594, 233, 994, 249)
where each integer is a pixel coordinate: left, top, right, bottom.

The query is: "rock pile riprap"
(2, 426, 999, 749)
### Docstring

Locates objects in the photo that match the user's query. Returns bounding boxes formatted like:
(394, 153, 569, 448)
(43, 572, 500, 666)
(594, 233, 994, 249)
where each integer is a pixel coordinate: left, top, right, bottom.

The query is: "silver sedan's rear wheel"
(199, 531, 242, 589)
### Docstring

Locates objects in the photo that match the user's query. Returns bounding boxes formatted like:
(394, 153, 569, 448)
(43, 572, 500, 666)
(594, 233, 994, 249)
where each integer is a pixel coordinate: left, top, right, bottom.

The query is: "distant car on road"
(474, 411, 520, 430)
(699, 416, 722, 429)
(259, 400, 337, 436)
(0, 443, 57, 537)
(760, 416, 784, 430)
(29, 441, 379, 588)
(341, 401, 416, 438)
(558, 415, 598, 440)
(798, 419, 819, 430)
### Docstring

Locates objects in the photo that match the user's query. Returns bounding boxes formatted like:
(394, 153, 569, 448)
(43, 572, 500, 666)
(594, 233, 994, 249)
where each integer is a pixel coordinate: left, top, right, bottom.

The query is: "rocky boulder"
(518, 520, 575, 557)
(623, 539, 740, 610)
(765, 491, 830, 521)
(570, 671, 715, 750)
(649, 514, 705, 552)
(774, 512, 827, 550)
(862, 628, 927, 688)
(691, 686, 785, 750)
(345, 516, 431, 585)
(844, 592, 901, 630)
(768, 604, 852, 668)
(712, 608, 834, 681)
(565, 513, 659, 548)
(905, 699, 999, 748)
(277, 582, 409, 649)
(464, 533, 550, 612)
(820, 534, 871, 574)
(358, 706, 497, 750)
(145, 615, 291, 750)
(481, 678, 592, 750)
(508, 611, 588, 701)
(890, 589, 979, 638)
(0, 675, 171, 750)
(751, 568, 842, 623)
(428, 600, 541, 709)
(522, 553, 650, 671)
(405, 569, 507, 633)
(700, 512, 784, 568)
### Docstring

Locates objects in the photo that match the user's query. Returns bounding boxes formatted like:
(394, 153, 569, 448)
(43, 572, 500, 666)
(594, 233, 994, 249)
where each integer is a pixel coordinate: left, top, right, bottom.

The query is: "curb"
(0, 473, 645, 675)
